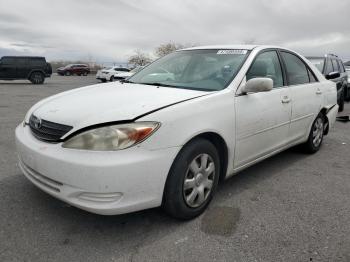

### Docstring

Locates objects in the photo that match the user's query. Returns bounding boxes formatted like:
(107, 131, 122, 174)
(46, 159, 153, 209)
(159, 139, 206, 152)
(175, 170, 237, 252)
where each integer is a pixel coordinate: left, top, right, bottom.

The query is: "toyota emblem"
(33, 116, 42, 129)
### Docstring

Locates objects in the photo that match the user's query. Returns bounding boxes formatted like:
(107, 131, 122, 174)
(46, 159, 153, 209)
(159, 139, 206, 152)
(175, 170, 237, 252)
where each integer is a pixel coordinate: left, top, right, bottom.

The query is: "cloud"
(0, 0, 349, 61)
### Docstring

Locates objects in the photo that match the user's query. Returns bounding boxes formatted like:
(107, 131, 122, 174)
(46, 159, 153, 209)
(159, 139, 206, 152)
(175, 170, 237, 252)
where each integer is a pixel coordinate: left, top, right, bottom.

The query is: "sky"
(0, 0, 350, 63)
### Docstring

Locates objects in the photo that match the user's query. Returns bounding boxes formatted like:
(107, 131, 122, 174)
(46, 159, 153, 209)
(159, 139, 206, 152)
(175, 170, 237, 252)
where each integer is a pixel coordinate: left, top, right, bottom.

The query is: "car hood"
(31, 82, 207, 133)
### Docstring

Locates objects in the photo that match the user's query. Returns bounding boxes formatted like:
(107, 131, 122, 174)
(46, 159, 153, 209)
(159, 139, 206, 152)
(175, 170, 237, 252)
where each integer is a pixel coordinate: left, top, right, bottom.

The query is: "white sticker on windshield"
(217, 50, 247, 55)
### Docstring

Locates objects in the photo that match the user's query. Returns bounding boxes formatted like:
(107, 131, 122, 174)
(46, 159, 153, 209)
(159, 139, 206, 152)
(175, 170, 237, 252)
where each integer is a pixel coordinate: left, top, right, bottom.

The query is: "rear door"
(234, 50, 292, 169)
(16, 57, 29, 78)
(280, 51, 322, 142)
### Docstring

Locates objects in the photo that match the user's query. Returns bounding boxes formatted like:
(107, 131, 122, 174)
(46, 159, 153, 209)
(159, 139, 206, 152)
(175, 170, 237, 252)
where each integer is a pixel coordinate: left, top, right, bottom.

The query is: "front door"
(234, 50, 292, 169)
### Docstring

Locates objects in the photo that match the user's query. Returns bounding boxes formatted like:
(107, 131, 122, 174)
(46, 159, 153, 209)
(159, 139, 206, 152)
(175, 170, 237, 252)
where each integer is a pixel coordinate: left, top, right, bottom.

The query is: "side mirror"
(242, 78, 273, 94)
(326, 71, 340, 80)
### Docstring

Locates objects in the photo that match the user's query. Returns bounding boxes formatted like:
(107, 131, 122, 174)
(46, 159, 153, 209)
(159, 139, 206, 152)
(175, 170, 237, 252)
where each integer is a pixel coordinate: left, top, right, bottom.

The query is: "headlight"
(62, 122, 160, 151)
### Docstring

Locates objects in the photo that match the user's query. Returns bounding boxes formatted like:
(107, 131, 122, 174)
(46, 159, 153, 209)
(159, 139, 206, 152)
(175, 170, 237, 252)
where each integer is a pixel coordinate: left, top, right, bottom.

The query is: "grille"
(29, 114, 73, 142)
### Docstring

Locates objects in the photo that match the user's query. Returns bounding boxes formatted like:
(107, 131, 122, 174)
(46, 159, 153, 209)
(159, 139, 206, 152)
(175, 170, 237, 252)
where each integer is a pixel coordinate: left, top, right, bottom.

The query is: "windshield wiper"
(137, 82, 178, 88)
(120, 79, 135, 84)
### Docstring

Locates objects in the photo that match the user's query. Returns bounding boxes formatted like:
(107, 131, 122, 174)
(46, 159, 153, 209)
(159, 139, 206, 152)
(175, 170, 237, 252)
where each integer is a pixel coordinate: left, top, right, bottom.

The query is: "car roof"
(1, 56, 45, 59)
(306, 54, 340, 59)
(180, 44, 287, 51)
(306, 56, 325, 59)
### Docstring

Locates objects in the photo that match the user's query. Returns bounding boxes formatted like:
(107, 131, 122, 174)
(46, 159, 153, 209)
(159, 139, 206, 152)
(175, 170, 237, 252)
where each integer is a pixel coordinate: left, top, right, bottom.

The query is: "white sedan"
(113, 66, 145, 81)
(96, 66, 130, 82)
(16, 45, 338, 219)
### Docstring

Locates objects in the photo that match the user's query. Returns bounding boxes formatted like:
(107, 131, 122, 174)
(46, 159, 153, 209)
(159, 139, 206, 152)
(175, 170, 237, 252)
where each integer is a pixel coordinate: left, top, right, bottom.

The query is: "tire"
(100, 79, 107, 83)
(29, 71, 45, 84)
(83, 71, 88, 76)
(110, 76, 114, 82)
(163, 138, 220, 220)
(65, 71, 71, 76)
(302, 113, 325, 154)
(338, 91, 344, 112)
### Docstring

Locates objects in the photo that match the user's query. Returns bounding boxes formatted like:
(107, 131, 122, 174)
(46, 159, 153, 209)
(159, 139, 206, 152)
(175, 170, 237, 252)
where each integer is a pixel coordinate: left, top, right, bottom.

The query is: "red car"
(57, 64, 90, 76)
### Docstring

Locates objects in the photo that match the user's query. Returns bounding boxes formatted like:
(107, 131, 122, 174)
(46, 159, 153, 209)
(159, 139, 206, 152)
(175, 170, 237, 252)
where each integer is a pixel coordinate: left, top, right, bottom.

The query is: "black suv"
(0, 56, 52, 84)
(307, 54, 348, 112)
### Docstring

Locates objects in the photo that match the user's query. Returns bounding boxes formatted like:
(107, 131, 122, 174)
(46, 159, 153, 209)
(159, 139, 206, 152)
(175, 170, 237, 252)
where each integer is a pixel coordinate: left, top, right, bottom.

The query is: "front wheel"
(163, 138, 220, 220)
(110, 75, 114, 82)
(302, 113, 325, 154)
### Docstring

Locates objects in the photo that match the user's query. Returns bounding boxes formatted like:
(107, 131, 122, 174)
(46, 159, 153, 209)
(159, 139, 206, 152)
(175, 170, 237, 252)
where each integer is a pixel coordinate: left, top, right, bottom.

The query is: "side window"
(1, 57, 15, 64)
(17, 58, 28, 65)
(281, 52, 310, 85)
(337, 60, 345, 73)
(325, 59, 333, 75)
(332, 59, 339, 72)
(29, 59, 44, 66)
(246, 51, 283, 88)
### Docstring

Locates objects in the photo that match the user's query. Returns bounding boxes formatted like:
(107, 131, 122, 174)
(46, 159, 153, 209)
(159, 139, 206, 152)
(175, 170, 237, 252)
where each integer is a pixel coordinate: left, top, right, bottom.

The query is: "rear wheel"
(83, 71, 88, 76)
(65, 71, 71, 76)
(29, 71, 44, 84)
(302, 113, 325, 154)
(163, 138, 220, 220)
(110, 76, 114, 82)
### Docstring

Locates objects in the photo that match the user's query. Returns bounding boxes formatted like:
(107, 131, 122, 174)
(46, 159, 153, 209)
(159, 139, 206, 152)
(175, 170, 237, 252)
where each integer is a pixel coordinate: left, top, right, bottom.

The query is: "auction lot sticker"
(217, 50, 247, 55)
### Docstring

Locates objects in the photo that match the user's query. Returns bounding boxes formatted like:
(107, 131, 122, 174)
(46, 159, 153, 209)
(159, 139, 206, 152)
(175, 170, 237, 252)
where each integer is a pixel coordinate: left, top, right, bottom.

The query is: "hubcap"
(312, 117, 324, 147)
(183, 153, 215, 208)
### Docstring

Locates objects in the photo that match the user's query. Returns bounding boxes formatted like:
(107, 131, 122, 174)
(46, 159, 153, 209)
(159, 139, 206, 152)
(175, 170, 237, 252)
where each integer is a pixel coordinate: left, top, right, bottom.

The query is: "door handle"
(281, 96, 291, 103)
(316, 89, 322, 95)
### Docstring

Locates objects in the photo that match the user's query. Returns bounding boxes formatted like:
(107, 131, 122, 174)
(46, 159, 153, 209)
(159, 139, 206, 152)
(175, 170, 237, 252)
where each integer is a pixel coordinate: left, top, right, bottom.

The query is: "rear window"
(115, 68, 129, 72)
(1, 57, 16, 64)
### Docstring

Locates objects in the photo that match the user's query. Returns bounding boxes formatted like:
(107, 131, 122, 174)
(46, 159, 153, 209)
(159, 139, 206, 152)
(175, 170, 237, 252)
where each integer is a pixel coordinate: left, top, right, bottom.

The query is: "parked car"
(307, 54, 348, 111)
(96, 67, 130, 82)
(113, 66, 144, 81)
(344, 61, 350, 101)
(57, 64, 90, 76)
(0, 56, 52, 84)
(16, 45, 338, 220)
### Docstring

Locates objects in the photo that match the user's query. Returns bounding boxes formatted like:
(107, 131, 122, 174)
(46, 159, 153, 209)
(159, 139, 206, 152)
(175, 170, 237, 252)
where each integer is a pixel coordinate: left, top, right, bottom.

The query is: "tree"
(128, 50, 152, 66)
(154, 42, 185, 58)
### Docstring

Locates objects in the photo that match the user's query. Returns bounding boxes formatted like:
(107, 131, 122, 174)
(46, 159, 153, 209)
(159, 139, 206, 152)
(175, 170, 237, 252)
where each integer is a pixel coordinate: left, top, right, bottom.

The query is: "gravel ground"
(0, 75, 349, 262)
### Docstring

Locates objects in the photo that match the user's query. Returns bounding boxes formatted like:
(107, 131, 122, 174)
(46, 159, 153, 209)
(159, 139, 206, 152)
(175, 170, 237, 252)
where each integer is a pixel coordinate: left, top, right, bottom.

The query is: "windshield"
(131, 66, 144, 73)
(128, 49, 249, 91)
(308, 58, 325, 73)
